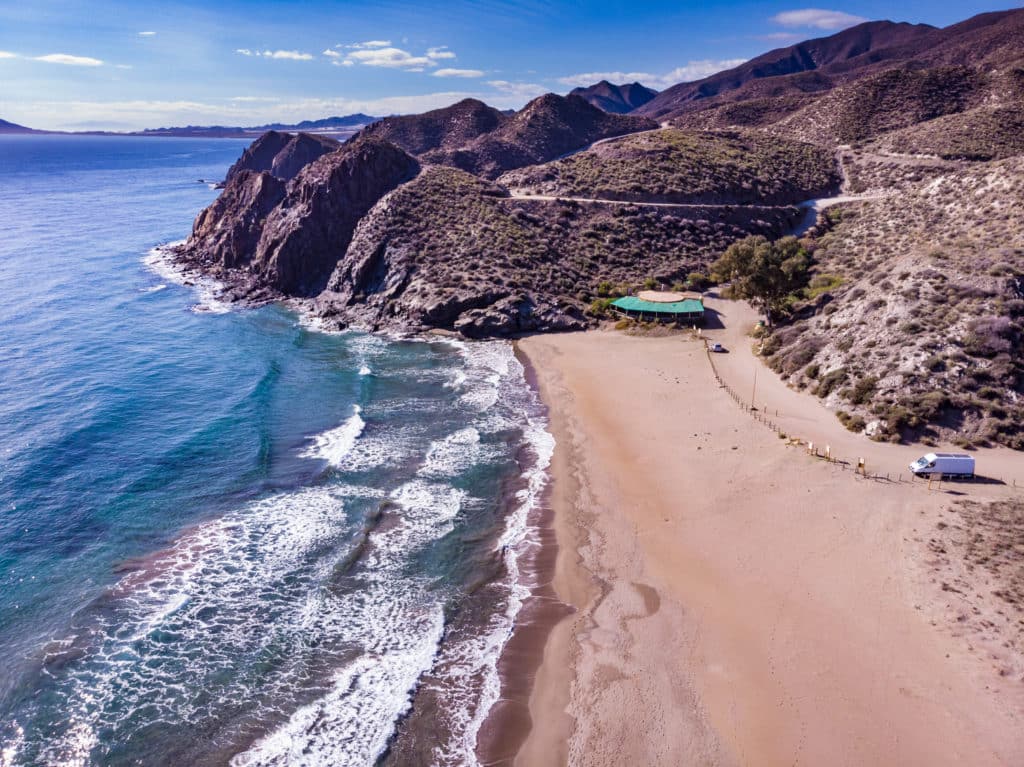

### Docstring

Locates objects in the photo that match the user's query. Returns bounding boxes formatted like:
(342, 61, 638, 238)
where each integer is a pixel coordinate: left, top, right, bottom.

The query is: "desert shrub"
(805, 363, 820, 379)
(848, 375, 879, 405)
(962, 316, 1016, 357)
(816, 367, 847, 398)
(837, 410, 867, 432)
(588, 298, 615, 318)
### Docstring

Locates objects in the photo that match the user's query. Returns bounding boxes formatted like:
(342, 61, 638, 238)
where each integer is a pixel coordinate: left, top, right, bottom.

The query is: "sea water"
(0, 135, 551, 765)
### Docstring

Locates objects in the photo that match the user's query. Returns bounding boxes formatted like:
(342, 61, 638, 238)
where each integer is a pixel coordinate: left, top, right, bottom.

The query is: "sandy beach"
(513, 297, 1023, 766)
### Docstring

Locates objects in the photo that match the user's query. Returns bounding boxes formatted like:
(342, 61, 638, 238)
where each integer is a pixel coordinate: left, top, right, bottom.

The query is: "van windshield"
(914, 458, 928, 467)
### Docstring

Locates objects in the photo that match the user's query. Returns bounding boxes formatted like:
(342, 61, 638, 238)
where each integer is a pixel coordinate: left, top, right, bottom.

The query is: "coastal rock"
(250, 137, 420, 295)
(270, 133, 342, 180)
(223, 130, 292, 183)
(223, 130, 340, 185)
(188, 170, 286, 270)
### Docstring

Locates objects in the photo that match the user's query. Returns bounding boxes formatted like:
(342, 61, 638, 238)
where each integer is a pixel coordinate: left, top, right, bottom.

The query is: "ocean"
(0, 135, 552, 766)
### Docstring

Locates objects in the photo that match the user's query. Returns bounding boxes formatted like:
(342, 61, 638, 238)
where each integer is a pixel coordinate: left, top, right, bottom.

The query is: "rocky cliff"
(223, 130, 340, 185)
(179, 136, 420, 295)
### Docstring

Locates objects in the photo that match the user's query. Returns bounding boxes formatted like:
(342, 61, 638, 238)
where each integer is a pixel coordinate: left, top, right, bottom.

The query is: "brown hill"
(311, 165, 797, 336)
(569, 81, 658, 113)
(223, 131, 340, 185)
(180, 136, 419, 296)
(636, 20, 937, 119)
(760, 153, 1024, 449)
(426, 93, 657, 178)
(767, 66, 992, 146)
(499, 128, 839, 205)
(361, 98, 508, 155)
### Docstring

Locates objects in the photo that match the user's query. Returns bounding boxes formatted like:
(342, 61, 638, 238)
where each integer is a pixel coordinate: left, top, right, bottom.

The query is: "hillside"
(635, 20, 938, 119)
(0, 119, 37, 134)
(223, 131, 341, 185)
(569, 81, 658, 113)
(499, 128, 840, 205)
(761, 155, 1024, 448)
(424, 94, 657, 178)
(361, 98, 507, 155)
(311, 165, 796, 336)
(767, 66, 992, 146)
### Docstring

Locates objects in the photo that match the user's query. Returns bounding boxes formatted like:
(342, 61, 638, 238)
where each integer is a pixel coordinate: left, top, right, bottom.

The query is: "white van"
(908, 452, 975, 478)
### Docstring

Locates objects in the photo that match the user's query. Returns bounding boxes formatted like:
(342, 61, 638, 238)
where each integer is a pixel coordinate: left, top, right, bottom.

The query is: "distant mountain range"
(569, 81, 658, 114)
(0, 114, 379, 138)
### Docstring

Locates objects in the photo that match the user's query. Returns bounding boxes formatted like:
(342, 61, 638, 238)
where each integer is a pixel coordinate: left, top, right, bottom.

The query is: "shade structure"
(611, 295, 704, 323)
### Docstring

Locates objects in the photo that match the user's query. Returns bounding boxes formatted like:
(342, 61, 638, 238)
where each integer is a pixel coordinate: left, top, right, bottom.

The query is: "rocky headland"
(174, 7, 1023, 444)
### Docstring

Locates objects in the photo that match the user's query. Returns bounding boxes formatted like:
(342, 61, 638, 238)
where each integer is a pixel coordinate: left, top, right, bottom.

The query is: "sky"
(0, 0, 1019, 131)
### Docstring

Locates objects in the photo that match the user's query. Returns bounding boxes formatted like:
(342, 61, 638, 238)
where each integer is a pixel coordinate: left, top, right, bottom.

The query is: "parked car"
(908, 452, 975, 478)
(710, 342, 725, 353)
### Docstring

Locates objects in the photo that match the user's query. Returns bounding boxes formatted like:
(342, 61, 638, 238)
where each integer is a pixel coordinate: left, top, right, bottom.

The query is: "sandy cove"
(512, 296, 1023, 766)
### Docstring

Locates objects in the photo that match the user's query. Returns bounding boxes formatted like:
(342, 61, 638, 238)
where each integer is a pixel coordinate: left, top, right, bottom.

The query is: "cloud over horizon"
(433, 68, 484, 78)
(236, 49, 314, 60)
(34, 53, 104, 66)
(557, 59, 746, 89)
(770, 8, 868, 29)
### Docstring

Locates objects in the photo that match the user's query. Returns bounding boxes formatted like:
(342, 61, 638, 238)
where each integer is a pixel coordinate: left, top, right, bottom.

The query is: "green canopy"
(611, 296, 704, 315)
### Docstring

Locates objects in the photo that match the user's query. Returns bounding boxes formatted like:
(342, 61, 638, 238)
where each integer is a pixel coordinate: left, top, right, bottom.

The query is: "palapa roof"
(611, 296, 704, 314)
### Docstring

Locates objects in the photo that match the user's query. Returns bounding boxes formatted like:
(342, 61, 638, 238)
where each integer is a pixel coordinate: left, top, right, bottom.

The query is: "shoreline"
(514, 326, 1023, 766)
(474, 346, 581, 765)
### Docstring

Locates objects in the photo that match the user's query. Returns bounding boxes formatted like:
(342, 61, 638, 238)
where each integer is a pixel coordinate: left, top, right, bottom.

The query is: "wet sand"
(513, 318, 1023, 766)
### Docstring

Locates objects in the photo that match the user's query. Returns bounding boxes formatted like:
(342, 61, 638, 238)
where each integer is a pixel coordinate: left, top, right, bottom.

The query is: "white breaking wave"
(232, 480, 465, 767)
(300, 406, 366, 467)
(358, 365, 372, 376)
(142, 245, 232, 314)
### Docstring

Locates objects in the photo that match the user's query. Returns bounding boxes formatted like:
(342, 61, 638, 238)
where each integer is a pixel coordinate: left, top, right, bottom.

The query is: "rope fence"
(702, 342, 1023, 494)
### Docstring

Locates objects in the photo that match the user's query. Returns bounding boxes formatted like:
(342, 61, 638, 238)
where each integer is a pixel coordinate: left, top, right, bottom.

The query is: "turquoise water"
(0, 136, 550, 765)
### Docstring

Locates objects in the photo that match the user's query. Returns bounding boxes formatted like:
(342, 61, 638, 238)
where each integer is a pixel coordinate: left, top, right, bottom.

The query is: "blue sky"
(0, 0, 1018, 130)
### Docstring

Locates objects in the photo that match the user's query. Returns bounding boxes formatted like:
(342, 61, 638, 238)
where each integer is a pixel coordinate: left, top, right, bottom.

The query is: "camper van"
(908, 452, 975, 479)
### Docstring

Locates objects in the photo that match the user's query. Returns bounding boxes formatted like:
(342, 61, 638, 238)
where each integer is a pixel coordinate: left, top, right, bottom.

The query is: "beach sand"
(512, 299, 1023, 766)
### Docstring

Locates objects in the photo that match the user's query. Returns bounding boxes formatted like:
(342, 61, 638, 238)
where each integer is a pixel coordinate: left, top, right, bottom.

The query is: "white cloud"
(322, 49, 341, 58)
(487, 80, 548, 99)
(332, 59, 355, 67)
(427, 46, 456, 60)
(771, 8, 868, 29)
(558, 59, 746, 90)
(433, 68, 484, 78)
(236, 49, 313, 60)
(34, 53, 104, 66)
(345, 46, 434, 69)
(0, 51, 18, 59)
(230, 96, 280, 102)
(346, 40, 392, 49)
(755, 32, 804, 41)
(263, 49, 313, 60)
(115, 64, 133, 70)
(138, 31, 156, 37)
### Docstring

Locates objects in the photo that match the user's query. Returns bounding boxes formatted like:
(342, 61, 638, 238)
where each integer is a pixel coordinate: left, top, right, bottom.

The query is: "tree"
(711, 235, 809, 323)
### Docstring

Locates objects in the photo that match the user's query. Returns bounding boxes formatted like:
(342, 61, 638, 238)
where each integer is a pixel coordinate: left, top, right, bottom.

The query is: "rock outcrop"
(188, 170, 287, 270)
(361, 98, 508, 155)
(179, 136, 420, 296)
(427, 94, 658, 178)
(222, 130, 340, 185)
(568, 81, 658, 114)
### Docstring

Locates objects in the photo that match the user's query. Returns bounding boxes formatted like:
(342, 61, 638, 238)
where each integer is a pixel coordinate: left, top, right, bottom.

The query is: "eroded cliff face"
(222, 130, 340, 185)
(188, 170, 286, 270)
(251, 138, 420, 295)
(178, 136, 420, 295)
